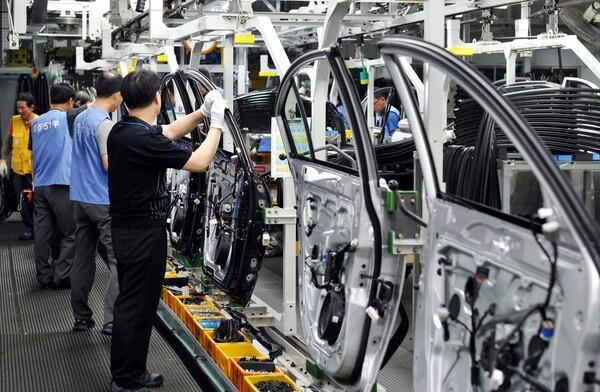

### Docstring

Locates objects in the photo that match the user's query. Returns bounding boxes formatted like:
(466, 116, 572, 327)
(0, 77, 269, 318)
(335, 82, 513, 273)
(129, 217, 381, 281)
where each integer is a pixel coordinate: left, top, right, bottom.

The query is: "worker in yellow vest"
(0, 93, 38, 240)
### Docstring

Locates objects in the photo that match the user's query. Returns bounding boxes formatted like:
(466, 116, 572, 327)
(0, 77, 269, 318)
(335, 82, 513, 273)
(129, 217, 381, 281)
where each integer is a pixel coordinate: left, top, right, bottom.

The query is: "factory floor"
(0, 222, 201, 392)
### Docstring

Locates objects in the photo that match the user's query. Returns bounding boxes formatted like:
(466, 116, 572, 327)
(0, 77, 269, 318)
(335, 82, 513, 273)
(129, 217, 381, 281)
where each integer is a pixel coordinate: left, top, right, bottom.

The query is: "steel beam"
(223, 35, 235, 153)
(391, 0, 529, 26)
(253, 16, 291, 76)
(423, 0, 447, 186)
(75, 46, 112, 71)
(47, 0, 86, 13)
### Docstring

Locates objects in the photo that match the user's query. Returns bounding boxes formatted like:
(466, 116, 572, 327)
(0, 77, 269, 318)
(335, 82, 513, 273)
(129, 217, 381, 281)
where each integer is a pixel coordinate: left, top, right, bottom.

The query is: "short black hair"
(374, 91, 389, 100)
(74, 91, 91, 105)
(121, 70, 161, 110)
(50, 83, 76, 104)
(16, 93, 34, 107)
(95, 71, 123, 98)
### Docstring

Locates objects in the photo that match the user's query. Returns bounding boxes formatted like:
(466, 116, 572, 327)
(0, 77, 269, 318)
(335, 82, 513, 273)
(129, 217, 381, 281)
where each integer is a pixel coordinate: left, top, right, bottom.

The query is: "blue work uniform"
(69, 105, 119, 329)
(70, 106, 110, 205)
(336, 104, 350, 129)
(30, 109, 72, 186)
(29, 108, 75, 288)
(376, 105, 400, 144)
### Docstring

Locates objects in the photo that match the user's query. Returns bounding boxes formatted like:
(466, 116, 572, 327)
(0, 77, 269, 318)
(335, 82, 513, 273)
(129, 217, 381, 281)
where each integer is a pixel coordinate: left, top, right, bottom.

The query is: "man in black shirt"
(107, 70, 225, 392)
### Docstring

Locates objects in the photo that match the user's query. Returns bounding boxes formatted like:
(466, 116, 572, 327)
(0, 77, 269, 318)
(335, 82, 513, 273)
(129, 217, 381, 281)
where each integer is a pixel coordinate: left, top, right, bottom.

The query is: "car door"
(275, 48, 410, 391)
(180, 69, 272, 307)
(159, 71, 207, 258)
(379, 36, 600, 392)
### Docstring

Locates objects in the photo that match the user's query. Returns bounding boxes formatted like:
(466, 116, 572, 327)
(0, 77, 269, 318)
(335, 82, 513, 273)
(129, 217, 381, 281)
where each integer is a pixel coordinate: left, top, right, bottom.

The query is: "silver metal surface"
(255, 260, 415, 391)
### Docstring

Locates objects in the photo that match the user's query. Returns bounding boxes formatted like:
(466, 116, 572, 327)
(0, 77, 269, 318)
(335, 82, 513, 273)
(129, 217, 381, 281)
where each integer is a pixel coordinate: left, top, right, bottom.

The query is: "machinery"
(3, 0, 600, 391)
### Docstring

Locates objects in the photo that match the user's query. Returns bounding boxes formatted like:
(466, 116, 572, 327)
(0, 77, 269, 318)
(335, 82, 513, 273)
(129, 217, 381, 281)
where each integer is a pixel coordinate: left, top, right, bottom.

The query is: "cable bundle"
(32, 73, 50, 114)
(448, 82, 600, 210)
(444, 145, 475, 198)
(233, 89, 344, 135)
(498, 88, 600, 155)
(233, 89, 278, 133)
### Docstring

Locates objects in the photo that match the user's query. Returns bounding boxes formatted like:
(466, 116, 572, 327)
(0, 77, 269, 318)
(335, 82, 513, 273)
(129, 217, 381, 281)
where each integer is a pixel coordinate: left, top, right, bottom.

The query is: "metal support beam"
(47, 0, 86, 13)
(163, 45, 179, 74)
(391, 0, 528, 27)
(189, 40, 206, 70)
(423, 0, 447, 185)
(253, 16, 291, 76)
(313, 0, 351, 159)
(281, 179, 297, 336)
(505, 50, 518, 84)
(13, 0, 27, 34)
(237, 47, 248, 95)
(75, 46, 112, 71)
(223, 35, 235, 152)
(459, 35, 600, 83)
(367, 63, 375, 140)
(89, 0, 110, 40)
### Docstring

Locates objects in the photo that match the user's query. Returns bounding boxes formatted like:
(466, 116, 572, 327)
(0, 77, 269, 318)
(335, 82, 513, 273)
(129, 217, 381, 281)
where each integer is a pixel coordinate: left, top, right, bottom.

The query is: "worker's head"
(374, 92, 388, 114)
(73, 91, 92, 108)
(95, 71, 124, 112)
(50, 83, 76, 110)
(15, 93, 35, 119)
(121, 69, 161, 116)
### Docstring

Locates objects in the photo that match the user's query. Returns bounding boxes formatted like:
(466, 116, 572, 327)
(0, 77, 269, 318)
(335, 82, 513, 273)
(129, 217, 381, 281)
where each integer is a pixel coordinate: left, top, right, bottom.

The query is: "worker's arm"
(162, 110, 204, 141)
(181, 128, 222, 172)
(101, 155, 109, 171)
(96, 120, 113, 172)
(182, 94, 227, 173)
(162, 90, 223, 141)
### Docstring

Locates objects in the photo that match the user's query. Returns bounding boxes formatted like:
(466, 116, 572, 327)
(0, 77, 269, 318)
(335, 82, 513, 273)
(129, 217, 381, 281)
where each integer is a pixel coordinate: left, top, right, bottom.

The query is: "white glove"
(0, 159, 7, 178)
(200, 90, 222, 117)
(210, 96, 227, 130)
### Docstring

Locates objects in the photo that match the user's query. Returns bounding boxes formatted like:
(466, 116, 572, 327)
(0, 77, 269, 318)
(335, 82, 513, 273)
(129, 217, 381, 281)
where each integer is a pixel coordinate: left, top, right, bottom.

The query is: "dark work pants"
(71, 202, 119, 326)
(110, 225, 167, 388)
(33, 185, 75, 285)
(12, 172, 34, 232)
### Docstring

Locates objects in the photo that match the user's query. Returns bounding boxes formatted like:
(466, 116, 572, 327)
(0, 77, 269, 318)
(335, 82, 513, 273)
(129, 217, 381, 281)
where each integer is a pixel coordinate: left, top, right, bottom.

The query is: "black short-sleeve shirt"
(107, 115, 192, 227)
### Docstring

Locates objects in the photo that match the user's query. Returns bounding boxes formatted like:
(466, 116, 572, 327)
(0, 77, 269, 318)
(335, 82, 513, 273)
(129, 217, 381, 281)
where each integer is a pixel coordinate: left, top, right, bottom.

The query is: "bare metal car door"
(275, 47, 409, 391)
(380, 36, 600, 392)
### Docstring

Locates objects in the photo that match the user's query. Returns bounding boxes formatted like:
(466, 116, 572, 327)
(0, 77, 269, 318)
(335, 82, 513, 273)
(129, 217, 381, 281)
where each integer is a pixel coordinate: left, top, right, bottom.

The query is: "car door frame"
(378, 36, 600, 262)
(378, 36, 600, 391)
(159, 71, 207, 257)
(275, 46, 408, 391)
(181, 69, 272, 306)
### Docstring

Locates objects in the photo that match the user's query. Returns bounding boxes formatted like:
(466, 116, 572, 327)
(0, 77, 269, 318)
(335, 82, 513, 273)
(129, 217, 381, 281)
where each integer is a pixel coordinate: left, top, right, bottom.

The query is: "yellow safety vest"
(10, 115, 35, 175)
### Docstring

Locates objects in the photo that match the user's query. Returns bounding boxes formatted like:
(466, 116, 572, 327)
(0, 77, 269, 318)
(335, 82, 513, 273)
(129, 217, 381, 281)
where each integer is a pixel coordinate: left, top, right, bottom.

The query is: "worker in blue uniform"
(70, 71, 123, 335)
(374, 91, 400, 144)
(29, 83, 76, 289)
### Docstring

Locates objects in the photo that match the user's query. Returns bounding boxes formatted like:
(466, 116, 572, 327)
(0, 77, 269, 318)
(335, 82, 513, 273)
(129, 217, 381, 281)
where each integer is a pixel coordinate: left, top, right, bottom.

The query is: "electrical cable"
(504, 364, 553, 392)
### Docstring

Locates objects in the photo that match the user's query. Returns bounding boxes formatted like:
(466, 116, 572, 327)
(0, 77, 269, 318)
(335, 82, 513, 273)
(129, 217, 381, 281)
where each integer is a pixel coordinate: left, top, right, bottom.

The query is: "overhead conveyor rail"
(0, 223, 202, 392)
